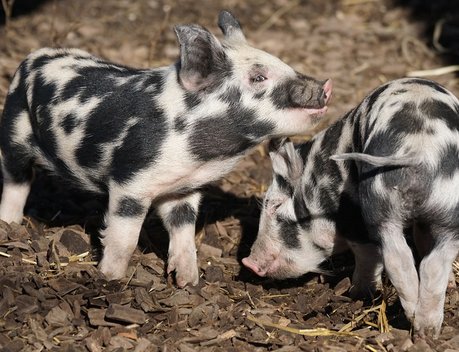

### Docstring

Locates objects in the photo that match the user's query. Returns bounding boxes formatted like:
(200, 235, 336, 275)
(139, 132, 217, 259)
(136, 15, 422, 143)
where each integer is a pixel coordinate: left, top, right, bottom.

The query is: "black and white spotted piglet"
(243, 78, 459, 337)
(0, 11, 331, 287)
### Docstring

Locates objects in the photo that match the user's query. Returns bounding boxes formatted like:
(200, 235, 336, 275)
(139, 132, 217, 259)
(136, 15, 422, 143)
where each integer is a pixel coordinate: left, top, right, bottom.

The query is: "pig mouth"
(303, 105, 328, 118)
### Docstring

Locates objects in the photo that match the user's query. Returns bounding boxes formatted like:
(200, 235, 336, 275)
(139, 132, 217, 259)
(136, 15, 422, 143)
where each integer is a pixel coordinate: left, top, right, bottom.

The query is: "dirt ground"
(0, 0, 458, 351)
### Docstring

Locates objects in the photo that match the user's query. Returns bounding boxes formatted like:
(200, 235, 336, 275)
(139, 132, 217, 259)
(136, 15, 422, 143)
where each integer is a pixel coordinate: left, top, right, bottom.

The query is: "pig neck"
(297, 110, 366, 250)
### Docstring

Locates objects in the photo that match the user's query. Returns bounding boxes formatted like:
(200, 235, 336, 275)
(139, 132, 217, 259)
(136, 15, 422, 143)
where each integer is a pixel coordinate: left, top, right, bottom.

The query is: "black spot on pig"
(391, 88, 408, 96)
(184, 92, 201, 110)
(437, 143, 459, 178)
(277, 216, 300, 248)
(275, 174, 294, 196)
(253, 91, 266, 99)
(139, 71, 165, 93)
(294, 192, 312, 231)
(303, 182, 314, 203)
(174, 115, 187, 132)
(29, 74, 63, 170)
(405, 78, 449, 95)
(297, 141, 313, 161)
(73, 71, 167, 176)
(359, 177, 394, 231)
(219, 86, 241, 104)
(167, 203, 197, 228)
(0, 138, 33, 183)
(420, 99, 459, 131)
(364, 128, 400, 159)
(388, 102, 425, 133)
(189, 106, 274, 161)
(29, 52, 68, 72)
(321, 120, 344, 157)
(111, 106, 167, 184)
(116, 197, 145, 217)
(61, 65, 137, 103)
(60, 113, 80, 134)
(366, 83, 390, 113)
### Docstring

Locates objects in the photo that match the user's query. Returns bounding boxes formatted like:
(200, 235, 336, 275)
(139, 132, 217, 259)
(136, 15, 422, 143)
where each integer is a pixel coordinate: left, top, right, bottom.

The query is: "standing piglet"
(243, 78, 459, 337)
(0, 11, 332, 287)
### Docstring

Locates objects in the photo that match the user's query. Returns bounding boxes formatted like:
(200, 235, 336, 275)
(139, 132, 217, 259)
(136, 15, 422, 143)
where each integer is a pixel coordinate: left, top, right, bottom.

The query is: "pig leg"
(99, 187, 151, 280)
(347, 241, 384, 298)
(157, 192, 201, 287)
(0, 157, 33, 224)
(414, 232, 459, 338)
(0, 109, 34, 224)
(376, 222, 419, 321)
(413, 223, 456, 289)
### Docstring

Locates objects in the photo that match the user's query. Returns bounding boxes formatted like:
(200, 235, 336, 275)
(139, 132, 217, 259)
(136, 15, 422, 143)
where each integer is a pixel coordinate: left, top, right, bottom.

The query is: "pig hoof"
(167, 255, 199, 287)
(413, 311, 443, 339)
(99, 258, 128, 281)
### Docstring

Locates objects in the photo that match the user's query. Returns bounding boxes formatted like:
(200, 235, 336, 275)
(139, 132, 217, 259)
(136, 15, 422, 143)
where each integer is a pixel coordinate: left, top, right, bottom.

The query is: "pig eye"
(252, 75, 267, 83)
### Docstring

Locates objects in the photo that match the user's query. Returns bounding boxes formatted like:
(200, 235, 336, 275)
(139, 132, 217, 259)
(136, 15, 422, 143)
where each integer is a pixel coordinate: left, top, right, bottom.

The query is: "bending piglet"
(243, 78, 459, 337)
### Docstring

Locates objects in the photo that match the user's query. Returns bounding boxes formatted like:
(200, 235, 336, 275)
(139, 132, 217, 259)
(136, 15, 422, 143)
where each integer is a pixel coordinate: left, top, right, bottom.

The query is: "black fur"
(188, 106, 274, 161)
(167, 203, 197, 228)
(116, 197, 145, 217)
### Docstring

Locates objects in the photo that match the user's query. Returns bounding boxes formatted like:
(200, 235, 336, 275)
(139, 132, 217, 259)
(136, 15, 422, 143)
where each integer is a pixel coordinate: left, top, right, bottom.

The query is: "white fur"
(427, 170, 459, 215)
(12, 111, 32, 144)
(0, 177, 31, 224)
(380, 221, 419, 320)
(415, 237, 459, 337)
(157, 70, 187, 122)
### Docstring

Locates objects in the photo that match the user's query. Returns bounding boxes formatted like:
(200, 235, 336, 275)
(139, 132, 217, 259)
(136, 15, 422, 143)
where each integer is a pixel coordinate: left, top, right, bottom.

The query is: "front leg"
(157, 192, 202, 287)
(99, 187, 150, 280)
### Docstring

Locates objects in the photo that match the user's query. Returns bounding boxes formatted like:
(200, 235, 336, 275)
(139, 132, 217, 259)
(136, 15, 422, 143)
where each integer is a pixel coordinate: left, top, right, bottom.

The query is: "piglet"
(0, 11, 331, 287)
(243, 78, 459, 337)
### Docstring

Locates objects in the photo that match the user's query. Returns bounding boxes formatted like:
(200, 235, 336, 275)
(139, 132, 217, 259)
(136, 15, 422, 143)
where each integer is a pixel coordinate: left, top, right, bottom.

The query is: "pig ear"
(218, 10, 247, 44)
(174, 24, 228, 92)
(268, 138, 303, 182)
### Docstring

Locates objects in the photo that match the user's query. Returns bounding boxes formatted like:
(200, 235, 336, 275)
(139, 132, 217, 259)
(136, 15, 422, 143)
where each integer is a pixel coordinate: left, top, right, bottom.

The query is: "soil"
(0, 0, 458, 351)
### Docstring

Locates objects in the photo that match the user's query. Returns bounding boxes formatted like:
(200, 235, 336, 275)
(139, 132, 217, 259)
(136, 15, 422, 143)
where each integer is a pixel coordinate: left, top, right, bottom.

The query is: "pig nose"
(242, 257, 267, 277)
(318, 79, 333, 107)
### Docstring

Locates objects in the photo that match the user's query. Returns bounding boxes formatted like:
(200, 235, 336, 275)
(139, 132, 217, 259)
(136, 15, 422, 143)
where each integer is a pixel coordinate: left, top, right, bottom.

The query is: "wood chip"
(105, 304, 146, 325)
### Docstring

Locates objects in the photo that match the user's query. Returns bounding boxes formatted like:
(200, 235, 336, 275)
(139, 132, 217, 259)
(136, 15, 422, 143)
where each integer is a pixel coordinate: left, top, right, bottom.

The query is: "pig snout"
(242, 252, 283, 278)
(289, 78, 332, 110)
(242, 257, 268, 277)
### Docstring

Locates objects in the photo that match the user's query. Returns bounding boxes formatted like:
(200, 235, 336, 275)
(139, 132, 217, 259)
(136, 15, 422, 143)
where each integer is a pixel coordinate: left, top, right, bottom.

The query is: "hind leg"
(0, 89, 35, 224)
(0, 183, 30, 224)
(0, 176, 31, 224)
(0, 148, 34, 224)
(374, 221, 419, 321)
(414, 230, 459, 338)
